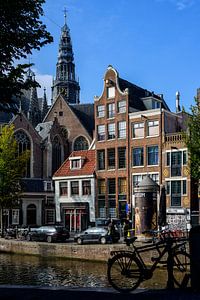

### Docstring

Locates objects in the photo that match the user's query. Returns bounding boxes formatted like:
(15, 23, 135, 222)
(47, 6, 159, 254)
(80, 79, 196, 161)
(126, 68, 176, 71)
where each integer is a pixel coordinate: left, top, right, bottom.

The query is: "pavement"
(1, 286, 200, 300)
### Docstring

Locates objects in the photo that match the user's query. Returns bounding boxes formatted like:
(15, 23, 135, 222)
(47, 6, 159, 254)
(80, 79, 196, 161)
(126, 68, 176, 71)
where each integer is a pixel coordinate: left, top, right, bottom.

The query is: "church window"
(74, 136, 89, 151)
(14, 130, 31, 178)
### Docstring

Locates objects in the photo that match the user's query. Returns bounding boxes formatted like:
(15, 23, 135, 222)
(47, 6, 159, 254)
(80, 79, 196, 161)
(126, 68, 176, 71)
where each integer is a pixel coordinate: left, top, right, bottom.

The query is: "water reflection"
(0, 253, 108, 288)
(0, 253, 168, 289)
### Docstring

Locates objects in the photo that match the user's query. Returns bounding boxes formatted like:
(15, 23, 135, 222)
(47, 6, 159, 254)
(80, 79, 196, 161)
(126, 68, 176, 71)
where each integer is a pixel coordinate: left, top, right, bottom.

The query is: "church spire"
(52, 10, 80, 104)
(41, 87, 49, 120)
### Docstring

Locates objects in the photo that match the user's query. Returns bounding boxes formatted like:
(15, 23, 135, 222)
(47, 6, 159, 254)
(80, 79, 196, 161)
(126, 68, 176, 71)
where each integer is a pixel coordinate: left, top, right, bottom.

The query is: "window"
(59, 111, 63, 116)
(108, 123, 115, 139)
(118, 100, 126, 113)
(46, 197, 54, 206)
(183, 150, 187, 165)
(60, 182, 68, 196)
(147, 120, 159, 136)
(74, 136, 89, 151)
(166, 152, 170, 166)
(97, 150, 105, 170)
(132, 122, 144, 138)
(132, 147, 144, 166)
(98, 179, 106, 195)
(82, 180, 91, 195)
(12, 209, 19, 225)
(118, 178, 127, 194)
(107, 103, 115, 118)
(166, 181, 170, 195)
(98, 201, 106, 218)
(97, 105, 105, 118)
(147, 146, 159, 165)
(183, 180, 187, 195)
(44, 181, 53, 191)
(71, 181, 79, 195)
(150, 173, 159, 184)
(108, 178, 116, 194)
(15, 130, 31, 178)
(152, 100, 160, 109)
(97, 125, 105, 141)
(171, 151, 182, 176)
(118, 147, 126, 168)
(133, 175, 143, 188)
(107, 86, 115, 98)
(45, 209, 55, 224)
(71, 159, 80, 169)
(133, 173, 159, 188)
(107, 148, 115, 169)
(118, 121, 126, 138)
(171, 181, 181, 207)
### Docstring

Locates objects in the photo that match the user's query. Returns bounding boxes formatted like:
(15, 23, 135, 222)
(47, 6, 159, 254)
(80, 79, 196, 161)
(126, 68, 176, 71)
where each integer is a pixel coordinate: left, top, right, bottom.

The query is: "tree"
(0, 0, 53, 112)
(0, 124, 30, 235)
(183, 98, 200, 181)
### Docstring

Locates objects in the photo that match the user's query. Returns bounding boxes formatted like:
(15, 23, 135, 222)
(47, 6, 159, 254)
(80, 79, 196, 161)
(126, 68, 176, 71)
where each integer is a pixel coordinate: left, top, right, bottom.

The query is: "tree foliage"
(0, 124, 30, 210)
(183, 98, 200, 181)
(0, 0, 53, 112)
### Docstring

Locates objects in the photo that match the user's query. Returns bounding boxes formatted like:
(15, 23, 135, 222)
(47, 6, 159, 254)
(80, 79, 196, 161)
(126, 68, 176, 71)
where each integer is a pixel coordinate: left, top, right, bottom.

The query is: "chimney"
(176, 91, 181, 113)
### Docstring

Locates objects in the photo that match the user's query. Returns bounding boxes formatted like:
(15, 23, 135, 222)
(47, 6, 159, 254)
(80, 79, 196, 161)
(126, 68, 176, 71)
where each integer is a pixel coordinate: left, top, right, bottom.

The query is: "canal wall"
(0, 238, 131, 262)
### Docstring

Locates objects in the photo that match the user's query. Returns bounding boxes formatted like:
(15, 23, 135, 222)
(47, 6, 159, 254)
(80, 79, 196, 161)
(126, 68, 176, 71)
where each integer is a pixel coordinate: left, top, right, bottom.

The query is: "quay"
(0, 285, 200, 300)
(0, 238, 128, 262)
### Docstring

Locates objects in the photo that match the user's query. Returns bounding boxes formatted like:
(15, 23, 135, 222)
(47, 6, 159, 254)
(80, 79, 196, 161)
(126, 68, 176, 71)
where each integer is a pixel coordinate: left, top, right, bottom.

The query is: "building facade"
(53, 150, 95, 232)
(94, 65, 197, 232)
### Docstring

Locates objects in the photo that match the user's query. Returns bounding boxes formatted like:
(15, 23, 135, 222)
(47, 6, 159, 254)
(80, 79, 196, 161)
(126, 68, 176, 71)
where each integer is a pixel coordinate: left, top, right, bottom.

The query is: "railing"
(165, 133, 183, 144)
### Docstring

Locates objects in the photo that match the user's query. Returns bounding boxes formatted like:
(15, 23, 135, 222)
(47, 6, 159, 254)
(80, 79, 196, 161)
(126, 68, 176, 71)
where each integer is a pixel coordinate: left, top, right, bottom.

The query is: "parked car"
(74, 227, 120, 245)
(26, 226, 70, 243)
(95, 218, 121, 229)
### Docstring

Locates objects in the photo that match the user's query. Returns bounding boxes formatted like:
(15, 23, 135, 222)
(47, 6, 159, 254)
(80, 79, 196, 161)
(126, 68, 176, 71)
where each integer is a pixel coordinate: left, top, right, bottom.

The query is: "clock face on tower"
(61, 88, 67, 96)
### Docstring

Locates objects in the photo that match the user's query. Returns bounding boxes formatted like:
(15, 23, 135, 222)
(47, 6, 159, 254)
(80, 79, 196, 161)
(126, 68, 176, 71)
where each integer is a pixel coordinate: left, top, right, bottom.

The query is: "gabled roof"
(69, 103, 94, 136)
(53, 149, 95, 178)
(118, 77, 167, 111)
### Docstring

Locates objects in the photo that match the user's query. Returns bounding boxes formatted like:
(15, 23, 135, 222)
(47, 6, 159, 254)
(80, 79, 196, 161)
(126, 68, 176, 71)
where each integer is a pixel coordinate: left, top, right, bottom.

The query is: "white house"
(53, 150, 95, 232)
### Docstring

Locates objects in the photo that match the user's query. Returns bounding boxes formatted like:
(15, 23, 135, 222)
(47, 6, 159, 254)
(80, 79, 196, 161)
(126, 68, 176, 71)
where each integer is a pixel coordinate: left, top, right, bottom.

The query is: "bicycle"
(107, 234, 191, 293)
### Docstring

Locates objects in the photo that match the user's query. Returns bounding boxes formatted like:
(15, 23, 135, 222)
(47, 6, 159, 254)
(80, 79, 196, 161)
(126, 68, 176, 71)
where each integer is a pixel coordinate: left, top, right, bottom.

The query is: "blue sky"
(32, 0, 200, 112)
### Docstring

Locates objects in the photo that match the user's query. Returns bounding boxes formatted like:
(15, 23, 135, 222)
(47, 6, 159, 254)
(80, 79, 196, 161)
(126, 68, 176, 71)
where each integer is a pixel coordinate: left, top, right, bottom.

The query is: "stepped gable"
(70, 103, 94, 136)
(53, 149, 95, 177)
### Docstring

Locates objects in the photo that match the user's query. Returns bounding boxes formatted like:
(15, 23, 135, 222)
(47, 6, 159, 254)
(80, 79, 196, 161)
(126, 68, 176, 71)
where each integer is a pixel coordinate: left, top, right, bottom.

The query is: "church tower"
(52, 10, 80, 104)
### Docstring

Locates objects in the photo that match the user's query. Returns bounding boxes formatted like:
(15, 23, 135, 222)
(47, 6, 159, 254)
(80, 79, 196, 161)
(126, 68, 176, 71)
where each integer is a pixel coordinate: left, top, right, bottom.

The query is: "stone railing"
(165, 133, 183, 145)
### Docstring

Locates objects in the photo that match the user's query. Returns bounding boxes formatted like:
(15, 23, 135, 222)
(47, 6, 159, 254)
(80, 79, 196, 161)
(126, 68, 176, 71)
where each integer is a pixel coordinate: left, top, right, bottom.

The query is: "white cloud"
(156, 0, 195, 10)
(175, 0, 195, 10)
(35, 72, 53, 104)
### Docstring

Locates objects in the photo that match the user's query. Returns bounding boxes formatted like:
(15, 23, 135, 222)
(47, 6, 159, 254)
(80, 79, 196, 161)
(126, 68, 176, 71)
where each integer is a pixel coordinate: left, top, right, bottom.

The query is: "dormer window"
(69, 156, 85, 169)
(71, 159, 80, 169)
(152, 100, 161, 109)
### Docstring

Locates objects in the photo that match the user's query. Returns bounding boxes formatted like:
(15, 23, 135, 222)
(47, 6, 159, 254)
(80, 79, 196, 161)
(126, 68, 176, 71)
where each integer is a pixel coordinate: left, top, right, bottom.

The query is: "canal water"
(0, 253, 167, 289)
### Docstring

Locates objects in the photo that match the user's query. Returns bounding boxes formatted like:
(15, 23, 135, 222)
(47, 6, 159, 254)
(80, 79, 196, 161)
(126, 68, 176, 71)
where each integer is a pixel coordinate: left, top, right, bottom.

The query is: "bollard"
(189, 225, 200, 291)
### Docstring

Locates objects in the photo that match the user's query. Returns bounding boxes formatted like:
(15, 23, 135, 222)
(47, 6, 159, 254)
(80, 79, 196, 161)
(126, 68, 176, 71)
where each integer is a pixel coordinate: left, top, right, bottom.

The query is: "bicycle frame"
(110, 237, 188, 285)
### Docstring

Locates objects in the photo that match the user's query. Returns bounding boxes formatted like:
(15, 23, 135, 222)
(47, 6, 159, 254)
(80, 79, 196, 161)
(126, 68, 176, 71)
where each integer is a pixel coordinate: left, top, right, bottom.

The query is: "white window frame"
(118, 121, 126, 139)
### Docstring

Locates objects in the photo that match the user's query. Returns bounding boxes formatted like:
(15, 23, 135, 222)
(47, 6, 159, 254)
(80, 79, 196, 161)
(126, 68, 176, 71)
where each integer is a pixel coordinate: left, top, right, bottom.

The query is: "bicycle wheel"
(107, 252, 142, 293)
(173, 251, 191, 288)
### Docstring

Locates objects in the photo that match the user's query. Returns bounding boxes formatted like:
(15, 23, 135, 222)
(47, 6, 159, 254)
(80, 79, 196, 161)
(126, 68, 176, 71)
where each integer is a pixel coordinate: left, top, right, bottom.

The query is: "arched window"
(52, 136, 62, 175)
(15, 130, 31, 178)
(74, 136, 89, 151)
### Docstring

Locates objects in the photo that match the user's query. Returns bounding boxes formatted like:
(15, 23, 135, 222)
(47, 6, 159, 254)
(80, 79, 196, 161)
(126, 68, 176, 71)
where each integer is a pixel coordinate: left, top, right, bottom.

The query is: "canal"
(0, 253, 168, 289)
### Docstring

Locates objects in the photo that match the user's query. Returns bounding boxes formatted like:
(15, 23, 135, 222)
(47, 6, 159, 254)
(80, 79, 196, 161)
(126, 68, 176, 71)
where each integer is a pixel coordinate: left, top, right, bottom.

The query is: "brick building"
(94, 65, 197, 232)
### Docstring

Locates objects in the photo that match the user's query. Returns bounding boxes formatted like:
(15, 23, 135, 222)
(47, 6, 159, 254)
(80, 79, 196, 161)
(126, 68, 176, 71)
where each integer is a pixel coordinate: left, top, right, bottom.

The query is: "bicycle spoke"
(107, 253, 142, 292)
(173, 251, 191, 288)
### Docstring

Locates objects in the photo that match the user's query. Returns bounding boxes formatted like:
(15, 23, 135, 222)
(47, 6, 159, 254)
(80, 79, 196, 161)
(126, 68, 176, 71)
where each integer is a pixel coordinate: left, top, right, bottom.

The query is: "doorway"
(27, 204, 36, 226)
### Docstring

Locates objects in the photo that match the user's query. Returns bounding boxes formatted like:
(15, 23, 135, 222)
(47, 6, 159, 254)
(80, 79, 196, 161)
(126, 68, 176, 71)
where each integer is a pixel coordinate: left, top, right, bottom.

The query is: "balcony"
(165, 133, 183, 145)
